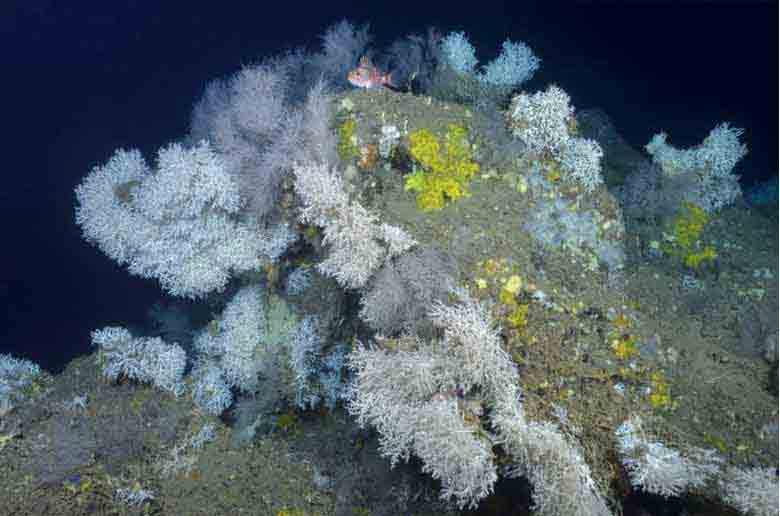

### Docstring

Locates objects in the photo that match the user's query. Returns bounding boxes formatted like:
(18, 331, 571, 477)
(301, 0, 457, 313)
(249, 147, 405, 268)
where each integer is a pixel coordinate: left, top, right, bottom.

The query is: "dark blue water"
(0, 1, 775, 372)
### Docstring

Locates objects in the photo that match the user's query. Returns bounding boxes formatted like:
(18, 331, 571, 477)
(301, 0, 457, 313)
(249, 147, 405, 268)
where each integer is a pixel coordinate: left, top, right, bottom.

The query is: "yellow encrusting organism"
(649, 370, 675, 410)
(404, 124, 479, 211)
(337, 116, 360, 163)
(664, 201, 717, 269)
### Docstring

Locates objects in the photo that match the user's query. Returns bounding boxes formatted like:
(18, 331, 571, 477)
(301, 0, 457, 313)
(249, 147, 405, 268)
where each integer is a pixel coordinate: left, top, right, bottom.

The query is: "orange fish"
(347, 56, 394, 89)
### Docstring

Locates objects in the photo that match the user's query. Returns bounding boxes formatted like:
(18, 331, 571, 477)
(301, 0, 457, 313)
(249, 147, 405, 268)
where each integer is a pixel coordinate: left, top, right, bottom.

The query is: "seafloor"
(0, 88, 776, 516)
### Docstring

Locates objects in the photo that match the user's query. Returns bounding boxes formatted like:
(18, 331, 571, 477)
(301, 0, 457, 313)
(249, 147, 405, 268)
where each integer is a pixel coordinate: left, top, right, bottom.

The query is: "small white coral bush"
(191, 285, 342, 412)
(439, 31, 540, 89)
(197, 286, 268, 393)
(0, 353, 42, 415)
(508, 85, 574, 156)
(508, 85, 604, 193)
(719, 466, 779, 516)
(616, 416, 779, 516)
(92, 327, 187, 396)
(645, 123, 747, 212)
(190, 360, 233, 416)
(292, 161, 416, 289)
(615, 416, 722, 498)
(560, 137, 605, 194)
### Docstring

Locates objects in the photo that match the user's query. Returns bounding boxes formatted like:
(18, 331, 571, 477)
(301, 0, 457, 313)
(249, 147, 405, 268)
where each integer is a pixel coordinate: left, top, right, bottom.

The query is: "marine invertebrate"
(75, 142, 296, 298)
(664, 201, 717, 269)
(348, 288, 610, 513)
(292, 160, 416, 288)
(404, 124, 480, 211)
(337, 116, 360, 163)
(645, 123, 747, 213)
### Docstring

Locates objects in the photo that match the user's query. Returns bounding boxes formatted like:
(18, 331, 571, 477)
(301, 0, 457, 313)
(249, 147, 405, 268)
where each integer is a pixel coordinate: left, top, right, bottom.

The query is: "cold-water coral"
(645, 123, 747, 213)
(190, 360, 233, 416)
(507, 85, 575, 156)
(507, 85, 605, 193)
(348, 288, 610, 514)
(75, 141, 296, 298)
(91, 327, 187, 396)
(292, 161, 416, 288)
(615, 416, 722, 498)
(115, 484, 156, 507)
(559, 137, 604, 193)
(198, 286, 267, 393)
(480, 39, 540, 88)
(312, 19, 371, 91)
(719, 466, 779, 516)
(383, 27, 442, 93)
(288, 315, 323, 409)
(359, 246, 458, 336)
(435, 31, 540, 105)
(439, 32, 478, 75)
(65, 20, 774, 516)
(0, 353, 42, 416)
(189, 61, 339, 220)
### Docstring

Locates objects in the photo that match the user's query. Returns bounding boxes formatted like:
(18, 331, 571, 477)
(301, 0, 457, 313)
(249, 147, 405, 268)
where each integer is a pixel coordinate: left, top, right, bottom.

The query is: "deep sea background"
(0, 0, 776, 373)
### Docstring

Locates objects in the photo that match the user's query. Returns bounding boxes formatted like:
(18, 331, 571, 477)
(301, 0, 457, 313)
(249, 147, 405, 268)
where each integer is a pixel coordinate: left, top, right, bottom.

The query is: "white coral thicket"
(75, 141, 294, 298)
(292, 161, 416, 288)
